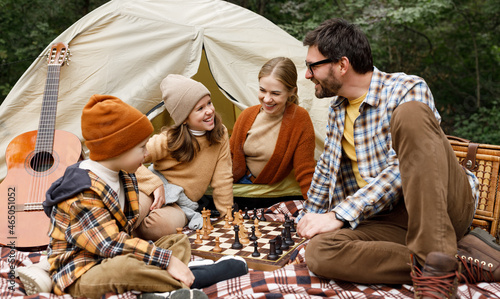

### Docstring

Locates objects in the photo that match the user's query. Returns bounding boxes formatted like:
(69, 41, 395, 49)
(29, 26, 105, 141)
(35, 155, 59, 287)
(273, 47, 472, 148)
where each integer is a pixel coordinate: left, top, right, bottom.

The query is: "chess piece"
(249, 225, 258, 241)
(223, 214, 231, 228)
(239, 225, 250, 244)
(232, 225, 243, 249)
(238, 210, 244, 225)
(233, 210, 242, 226)
(176, 227, 183, 234)
(252, 208, 258, 220)
(268, 239, 278, 260)
(275, 235, 283, 254)
(243, 207, 250, 219)
(254, 219, 262, 237)
(201, 210, 207, 231)
(289, 218, 296, 233)
(259, 208, 266, 221)
(284, 220, 295, 246)
(252, 241, 260, 257)
(207, 210, 214, 230)
(194, 230, 203, 244)
(280, 230, 289, 250)
(227, 206, 234, 222)
(202, 207, 207, 222)
(239, 221, 247, 235)
(202, 226, 210, 240)
(213, 237, 222, 253)
(202, 210, 212, 233)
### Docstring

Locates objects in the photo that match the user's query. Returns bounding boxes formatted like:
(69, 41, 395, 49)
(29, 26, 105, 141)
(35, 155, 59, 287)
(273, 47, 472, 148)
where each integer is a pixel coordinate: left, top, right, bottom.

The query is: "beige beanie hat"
(160, 74, 211, 125)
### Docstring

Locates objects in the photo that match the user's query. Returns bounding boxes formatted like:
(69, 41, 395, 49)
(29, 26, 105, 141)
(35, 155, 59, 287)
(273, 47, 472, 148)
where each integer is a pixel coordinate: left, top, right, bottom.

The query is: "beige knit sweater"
(244, 108, 283, 177)
(231, 103, 316, 199)
(135, 127, 233, 216)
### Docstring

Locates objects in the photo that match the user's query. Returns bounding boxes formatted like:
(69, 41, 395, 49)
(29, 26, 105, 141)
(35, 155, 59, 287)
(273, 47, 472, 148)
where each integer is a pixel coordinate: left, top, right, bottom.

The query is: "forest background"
(1, 0, 499, 143)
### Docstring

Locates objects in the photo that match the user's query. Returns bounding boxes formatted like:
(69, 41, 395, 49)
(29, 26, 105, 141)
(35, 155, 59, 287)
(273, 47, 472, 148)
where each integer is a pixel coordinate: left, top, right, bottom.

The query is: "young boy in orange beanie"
(41, 95, 218, 298)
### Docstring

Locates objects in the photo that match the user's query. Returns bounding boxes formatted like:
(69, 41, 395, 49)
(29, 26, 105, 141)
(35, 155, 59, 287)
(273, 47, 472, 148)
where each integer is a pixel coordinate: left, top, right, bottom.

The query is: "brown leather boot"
(457, 227, 500, 283)
(411, 252, 460, 298)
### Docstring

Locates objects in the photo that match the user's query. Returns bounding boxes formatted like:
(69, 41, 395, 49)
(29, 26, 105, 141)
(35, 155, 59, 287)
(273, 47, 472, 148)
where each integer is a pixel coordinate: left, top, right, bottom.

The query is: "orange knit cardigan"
(230, 103, 316, 199)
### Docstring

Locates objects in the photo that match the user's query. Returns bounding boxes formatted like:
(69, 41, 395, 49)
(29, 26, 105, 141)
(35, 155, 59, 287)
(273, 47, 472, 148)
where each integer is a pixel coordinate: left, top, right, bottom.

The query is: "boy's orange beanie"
(82, 94, 153, 161)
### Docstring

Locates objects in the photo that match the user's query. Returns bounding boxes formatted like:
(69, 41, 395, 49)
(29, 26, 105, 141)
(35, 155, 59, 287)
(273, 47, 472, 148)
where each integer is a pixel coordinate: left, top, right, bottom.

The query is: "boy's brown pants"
(305, 101, 476, 284)
(67, 234, 190, 298)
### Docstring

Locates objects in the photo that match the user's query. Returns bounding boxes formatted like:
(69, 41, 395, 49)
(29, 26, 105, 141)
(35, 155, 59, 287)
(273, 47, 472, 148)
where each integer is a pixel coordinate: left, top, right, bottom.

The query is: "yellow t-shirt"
(341, 92, 368, 188)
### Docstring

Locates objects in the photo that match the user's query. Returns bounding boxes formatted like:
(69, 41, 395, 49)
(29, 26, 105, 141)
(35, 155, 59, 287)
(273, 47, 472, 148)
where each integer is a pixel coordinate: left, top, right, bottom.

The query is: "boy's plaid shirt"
(47, 170, 172, 295)
(300, 67, 479, 228)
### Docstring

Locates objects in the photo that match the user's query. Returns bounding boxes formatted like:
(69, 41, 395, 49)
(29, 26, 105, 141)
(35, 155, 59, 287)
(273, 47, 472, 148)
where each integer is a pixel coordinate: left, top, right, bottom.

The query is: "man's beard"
(315, 69, 342, 98)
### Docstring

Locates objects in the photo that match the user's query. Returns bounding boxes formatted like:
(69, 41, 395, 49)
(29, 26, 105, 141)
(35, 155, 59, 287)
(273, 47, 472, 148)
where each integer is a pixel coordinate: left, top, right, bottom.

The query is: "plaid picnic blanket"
(2, 200, 500, 298)
(261, 199, 304, 222)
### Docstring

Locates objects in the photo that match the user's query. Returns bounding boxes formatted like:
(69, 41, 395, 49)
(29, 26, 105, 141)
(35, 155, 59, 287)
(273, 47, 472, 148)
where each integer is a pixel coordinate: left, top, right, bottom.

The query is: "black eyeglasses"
(305, 58, 333, 76)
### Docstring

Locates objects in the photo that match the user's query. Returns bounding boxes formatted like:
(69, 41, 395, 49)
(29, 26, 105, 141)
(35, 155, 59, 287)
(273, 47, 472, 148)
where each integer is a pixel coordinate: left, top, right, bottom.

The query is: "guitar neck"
(35, 64, 60, 153)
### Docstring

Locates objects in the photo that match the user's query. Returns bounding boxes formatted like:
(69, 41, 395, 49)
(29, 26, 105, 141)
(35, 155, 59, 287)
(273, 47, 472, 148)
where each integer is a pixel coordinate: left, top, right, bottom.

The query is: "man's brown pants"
(305, 101, 476, 284)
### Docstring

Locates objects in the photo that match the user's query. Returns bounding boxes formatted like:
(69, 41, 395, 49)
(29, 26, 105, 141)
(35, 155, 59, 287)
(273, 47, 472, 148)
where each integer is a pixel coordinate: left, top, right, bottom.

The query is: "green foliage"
(229, 0, 499, 143)
(453, 102, 500, 144)
(0, 0, 109, 103)
(1, 0, 499, 143)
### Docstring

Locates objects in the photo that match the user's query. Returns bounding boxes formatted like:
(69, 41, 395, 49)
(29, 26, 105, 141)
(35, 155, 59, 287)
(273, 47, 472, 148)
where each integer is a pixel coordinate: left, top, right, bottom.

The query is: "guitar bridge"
(15, 203, 44, 212)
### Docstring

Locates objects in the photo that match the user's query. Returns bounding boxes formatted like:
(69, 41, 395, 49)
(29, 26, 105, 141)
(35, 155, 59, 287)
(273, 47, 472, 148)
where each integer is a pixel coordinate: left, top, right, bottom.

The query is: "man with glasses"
(296, 18, 500, 297)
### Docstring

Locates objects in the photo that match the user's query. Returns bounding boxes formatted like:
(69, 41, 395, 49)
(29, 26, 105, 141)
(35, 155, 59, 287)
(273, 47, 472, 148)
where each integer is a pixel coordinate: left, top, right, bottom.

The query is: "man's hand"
(296, 212, 345, 239)
(150, 186, 165, 210)
(166, 256, 194, 287)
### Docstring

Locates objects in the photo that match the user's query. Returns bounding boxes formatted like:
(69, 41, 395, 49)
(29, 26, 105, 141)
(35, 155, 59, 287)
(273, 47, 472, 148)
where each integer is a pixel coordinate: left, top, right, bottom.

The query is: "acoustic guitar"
(0, 42, 82, 251)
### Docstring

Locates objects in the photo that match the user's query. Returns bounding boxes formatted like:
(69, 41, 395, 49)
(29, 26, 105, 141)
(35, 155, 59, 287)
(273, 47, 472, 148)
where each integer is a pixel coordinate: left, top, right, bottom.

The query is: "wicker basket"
(448, 136, 500, 240)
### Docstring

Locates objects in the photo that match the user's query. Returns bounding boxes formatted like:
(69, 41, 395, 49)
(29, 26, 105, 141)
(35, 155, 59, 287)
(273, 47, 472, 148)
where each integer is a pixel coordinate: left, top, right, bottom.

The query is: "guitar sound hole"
(30, 151, 55, 172)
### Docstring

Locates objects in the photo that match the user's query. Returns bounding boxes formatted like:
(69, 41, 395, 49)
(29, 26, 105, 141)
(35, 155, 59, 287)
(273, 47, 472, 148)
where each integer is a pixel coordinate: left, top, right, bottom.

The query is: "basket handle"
(446, 135, 479, 170)
(446, 135, 471, 143)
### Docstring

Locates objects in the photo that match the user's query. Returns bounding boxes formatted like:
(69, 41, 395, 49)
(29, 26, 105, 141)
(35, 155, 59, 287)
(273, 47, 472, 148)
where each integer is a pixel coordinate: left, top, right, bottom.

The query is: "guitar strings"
(29, 64, 60, 208)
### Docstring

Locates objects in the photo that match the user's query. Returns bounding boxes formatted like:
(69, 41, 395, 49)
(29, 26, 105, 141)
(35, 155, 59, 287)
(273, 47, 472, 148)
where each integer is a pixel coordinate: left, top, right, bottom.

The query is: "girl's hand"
(150, 186, 165, 210)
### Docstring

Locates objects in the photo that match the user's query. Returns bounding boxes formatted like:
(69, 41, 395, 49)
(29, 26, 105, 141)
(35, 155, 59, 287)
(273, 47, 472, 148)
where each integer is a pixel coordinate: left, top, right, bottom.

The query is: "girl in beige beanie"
(134, 75, 234, 241)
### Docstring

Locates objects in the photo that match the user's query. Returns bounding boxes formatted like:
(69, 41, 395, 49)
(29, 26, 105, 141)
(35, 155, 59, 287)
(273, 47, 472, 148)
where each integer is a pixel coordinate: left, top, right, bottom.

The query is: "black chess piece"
(289, 219, 296, 233)
(280, 230, 289, 250)
(249, 225, 258, 241)
(284, 220, 295, 246)
(252, 241, 260, 257)
(252, 208, 258, 220)
(211, 209, 220, 218)
(259, 208, 266, 221)
(243, 207, 250, 219)
(268, 239, 278, 260)
(275, 235, 283, 255)
(231, 225, 243, 249)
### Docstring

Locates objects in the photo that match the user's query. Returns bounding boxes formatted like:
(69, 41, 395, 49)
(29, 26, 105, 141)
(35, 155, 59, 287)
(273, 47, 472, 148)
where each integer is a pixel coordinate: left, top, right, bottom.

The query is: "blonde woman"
(230, 57, 316, 207)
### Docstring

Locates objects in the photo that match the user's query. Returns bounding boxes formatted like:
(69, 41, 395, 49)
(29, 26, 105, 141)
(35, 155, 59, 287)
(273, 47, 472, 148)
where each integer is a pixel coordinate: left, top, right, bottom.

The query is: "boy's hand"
(167, 256, 194, 287)
(150, 186, 165, 210)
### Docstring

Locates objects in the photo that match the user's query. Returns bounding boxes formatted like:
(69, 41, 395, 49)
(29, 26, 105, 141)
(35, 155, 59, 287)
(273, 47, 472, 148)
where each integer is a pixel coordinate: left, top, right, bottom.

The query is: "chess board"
(187, 218, 306, 271)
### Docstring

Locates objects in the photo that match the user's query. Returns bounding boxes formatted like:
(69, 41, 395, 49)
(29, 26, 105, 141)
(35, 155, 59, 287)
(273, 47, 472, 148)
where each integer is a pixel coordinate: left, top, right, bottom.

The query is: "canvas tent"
(0, 0, 330, 180)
